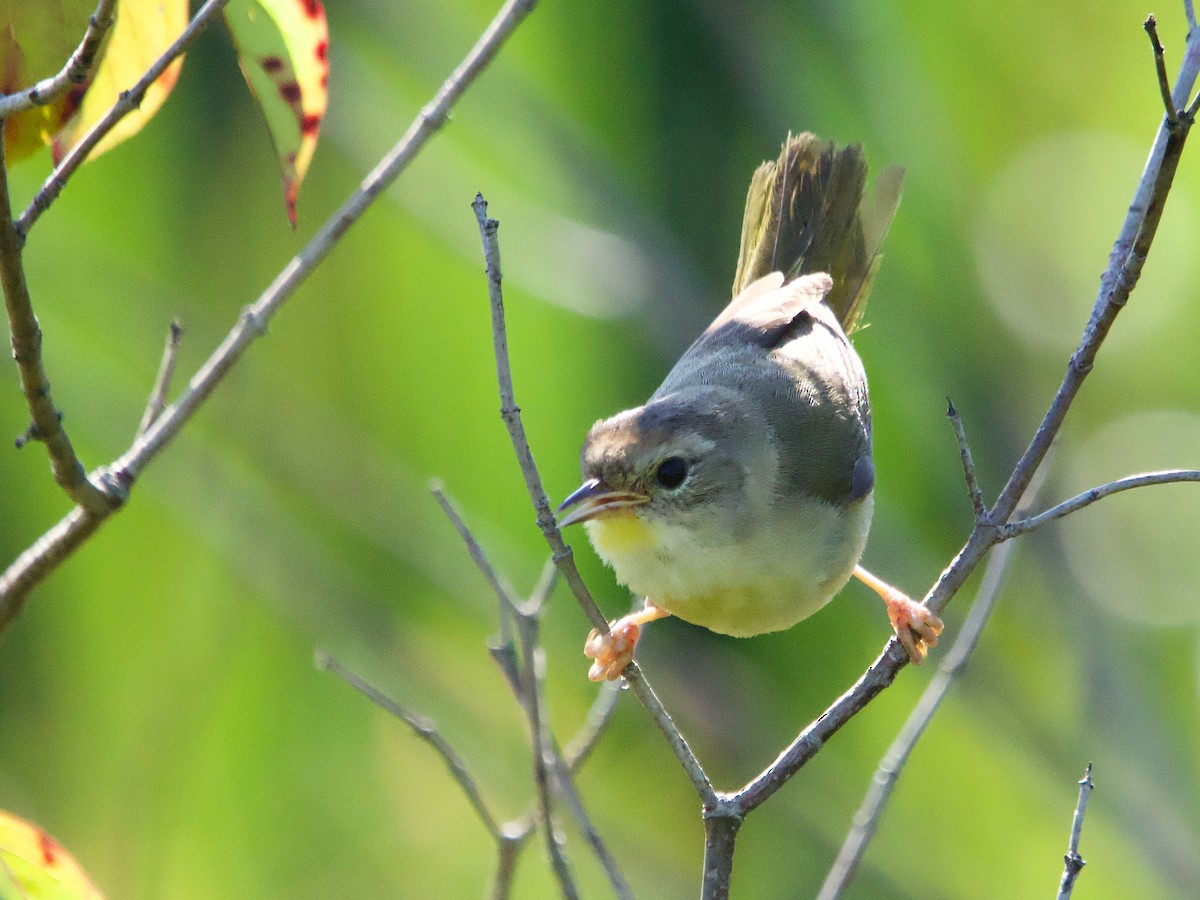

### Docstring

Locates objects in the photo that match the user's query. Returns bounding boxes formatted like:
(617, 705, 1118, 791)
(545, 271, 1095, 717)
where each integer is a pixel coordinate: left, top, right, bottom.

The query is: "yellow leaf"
(0, 809, 105, 900)
(0, 0, 96, 161)
(52, 0, 189, 164)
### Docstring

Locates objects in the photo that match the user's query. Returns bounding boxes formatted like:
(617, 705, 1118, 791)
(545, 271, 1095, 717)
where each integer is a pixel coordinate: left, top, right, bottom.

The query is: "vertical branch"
(701, 814, 743, 900)
(0, 133, 112, 512)
(471, 193, 718, 808)
(1056, 764, 1095, 900)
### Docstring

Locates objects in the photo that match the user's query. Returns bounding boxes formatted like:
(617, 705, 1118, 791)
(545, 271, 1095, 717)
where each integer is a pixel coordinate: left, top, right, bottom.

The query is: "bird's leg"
(853, 565, 944, 664)
(583, 600, 672, 682)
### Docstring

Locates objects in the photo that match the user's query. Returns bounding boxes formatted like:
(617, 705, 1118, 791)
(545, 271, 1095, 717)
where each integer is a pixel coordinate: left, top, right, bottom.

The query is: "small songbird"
(557, 133, 943, 682)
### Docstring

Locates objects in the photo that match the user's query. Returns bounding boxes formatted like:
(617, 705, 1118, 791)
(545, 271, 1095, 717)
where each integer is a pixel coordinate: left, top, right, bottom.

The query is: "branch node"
(14, 423, 40, 449)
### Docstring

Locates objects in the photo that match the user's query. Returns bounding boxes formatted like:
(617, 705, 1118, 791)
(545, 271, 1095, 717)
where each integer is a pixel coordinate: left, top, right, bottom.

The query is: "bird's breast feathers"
(585, 493, 873, 636)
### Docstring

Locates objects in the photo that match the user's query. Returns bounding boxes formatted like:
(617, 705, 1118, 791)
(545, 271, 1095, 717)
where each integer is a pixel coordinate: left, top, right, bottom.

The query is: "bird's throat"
(584, 511, 656, 562)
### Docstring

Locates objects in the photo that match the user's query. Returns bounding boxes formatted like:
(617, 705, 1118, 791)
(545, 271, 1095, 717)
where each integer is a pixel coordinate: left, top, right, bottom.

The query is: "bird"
(557, 132, 943, 682)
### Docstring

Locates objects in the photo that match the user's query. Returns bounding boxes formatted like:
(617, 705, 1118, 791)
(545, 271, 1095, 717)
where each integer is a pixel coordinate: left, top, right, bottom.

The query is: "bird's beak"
(556, 478, 650, 528)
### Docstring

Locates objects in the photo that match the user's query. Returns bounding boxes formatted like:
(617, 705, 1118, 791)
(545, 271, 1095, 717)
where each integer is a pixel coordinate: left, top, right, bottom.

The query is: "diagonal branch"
(315, 651, 504, 840)
(0, 134, 111, 513)
(818, 453, 1052, 899)
(990, 16, 1200, 525)
(472, 193, 719, 810)
(0, 0, 117, 118)
(0, 0, 540, 633)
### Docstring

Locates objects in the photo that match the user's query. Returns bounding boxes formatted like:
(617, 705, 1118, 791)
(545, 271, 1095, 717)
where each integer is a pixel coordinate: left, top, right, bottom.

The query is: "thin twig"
(519, 637, 579, 899)
(0, 0, 539, 631)
(490, 682, 622, 900)
(1056, 764, 1095, 899)
(433, 482, 629, 895)
(0, 131, 111, 513)
(990, 16, 1200, 527)
(431, 481, 522, 618)
(818, 524, 1022, 899)
(947, 398, 986, 520)
(18, 0, 233, 237)
(1004, 469, 1200, 537)
(1147, 16, 1179, 126)
(137, 320, 184, 436)
(315, 651, 504, 840)
(561, 681, 621, 771)
(820, 457, 1053, 898)
(472, 192, 718, 809)
(0, 0, 118, 117)
(470, 193, 608, 633)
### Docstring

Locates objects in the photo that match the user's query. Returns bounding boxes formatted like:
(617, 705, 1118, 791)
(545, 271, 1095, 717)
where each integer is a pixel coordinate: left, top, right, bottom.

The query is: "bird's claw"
(885, 592, 944, 664)
(584, 619, 641, 682)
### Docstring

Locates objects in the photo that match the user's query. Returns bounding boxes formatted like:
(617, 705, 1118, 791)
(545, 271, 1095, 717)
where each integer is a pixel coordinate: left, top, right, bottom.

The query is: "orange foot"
(583, 601, 671, 681)
(853, 566, 944, 664)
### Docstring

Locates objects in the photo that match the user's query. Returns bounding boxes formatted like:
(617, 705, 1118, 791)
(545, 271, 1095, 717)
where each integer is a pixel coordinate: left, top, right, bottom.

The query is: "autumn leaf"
(52, 0, 189, 165)
(225, 0, 329, 226)
(0, 0, 96, 161)
(0, 809, 105, 900)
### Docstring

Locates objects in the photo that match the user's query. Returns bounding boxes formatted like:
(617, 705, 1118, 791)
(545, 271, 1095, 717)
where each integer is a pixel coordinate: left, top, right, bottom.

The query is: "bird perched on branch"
(558, 133, 943, 681)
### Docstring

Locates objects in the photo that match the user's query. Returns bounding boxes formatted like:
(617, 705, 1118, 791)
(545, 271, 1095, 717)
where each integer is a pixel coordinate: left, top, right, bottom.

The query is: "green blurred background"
(3, 0, 1199, 896)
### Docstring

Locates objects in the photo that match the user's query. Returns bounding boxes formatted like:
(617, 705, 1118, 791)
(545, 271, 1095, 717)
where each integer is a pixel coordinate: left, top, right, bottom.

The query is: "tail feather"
(732, 132, 904, 334)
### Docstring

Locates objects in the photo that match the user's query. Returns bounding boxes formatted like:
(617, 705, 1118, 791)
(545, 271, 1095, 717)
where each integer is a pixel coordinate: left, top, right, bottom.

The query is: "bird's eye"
(655, 456, 688, 489)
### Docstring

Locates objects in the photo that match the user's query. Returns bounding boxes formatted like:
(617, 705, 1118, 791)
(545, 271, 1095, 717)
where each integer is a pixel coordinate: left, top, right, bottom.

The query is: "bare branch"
(818, 531, 1022, 899)
(0, 134, 113, 513)
(471, 193, 607, 633)
(1146, 16, 1179, 126)
(990, 19, 1200, 524)
(520, 643, 579, 899)
(137, 320, 184, 437)
(0, 0, 539, 628)
(1056, 764, 1095, 899)
(315, 651, 504, 841)
(431, 481, 522, 618)
(18, 0, 233, 237)
(561, 681, 621, 772)
(947, 398, 986, 520)
(1004, 469, 1200, 537)
(0, 0, 117, 117)
(0, 507, 102, 632)
(473, 192, 718, 808)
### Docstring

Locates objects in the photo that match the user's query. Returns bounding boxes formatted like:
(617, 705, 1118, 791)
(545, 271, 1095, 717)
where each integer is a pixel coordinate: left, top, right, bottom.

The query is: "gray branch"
(1056, 764, 1095, 899)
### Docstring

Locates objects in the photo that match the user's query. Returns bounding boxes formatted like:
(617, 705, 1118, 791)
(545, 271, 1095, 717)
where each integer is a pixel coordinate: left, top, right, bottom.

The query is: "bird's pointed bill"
(556, 479, 650, 528)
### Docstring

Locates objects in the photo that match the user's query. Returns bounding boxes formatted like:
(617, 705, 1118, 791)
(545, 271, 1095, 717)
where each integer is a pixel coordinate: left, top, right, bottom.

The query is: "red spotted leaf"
(225, 0, 329, 226)
(0, 809, 105, 899)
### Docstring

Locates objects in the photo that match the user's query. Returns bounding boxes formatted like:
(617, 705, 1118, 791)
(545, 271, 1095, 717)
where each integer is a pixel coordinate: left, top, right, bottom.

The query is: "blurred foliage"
(1, 0, 1198, 897)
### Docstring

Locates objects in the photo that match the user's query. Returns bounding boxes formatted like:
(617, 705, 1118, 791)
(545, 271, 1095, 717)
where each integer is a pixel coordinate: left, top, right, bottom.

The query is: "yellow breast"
(583, 497, 872, 637)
